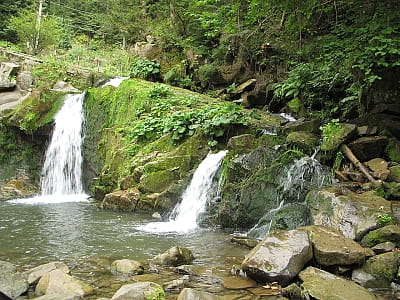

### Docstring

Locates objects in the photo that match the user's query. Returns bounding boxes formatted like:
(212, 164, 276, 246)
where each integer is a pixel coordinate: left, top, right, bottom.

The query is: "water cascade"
(247, 151, 332, 238)
(10, 93, 88, 204)
(139, 150, 228, 233)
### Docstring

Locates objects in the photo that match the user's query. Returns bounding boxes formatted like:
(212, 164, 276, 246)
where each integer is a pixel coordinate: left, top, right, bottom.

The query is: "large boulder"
(299, 266, 377, 300)
(151, 246, 195, 267)
(227, 134, 257, 152)
(35, 269, 93, 298)
(348, 136, 389, 162)
(360, 225, 400, 247)
(24, 261, 70, 285)
(0, 62, 19, 91)
(101, 188, 141, 211)
(111, 259, 144, 275)
(299, 225, 366, 266)
(0, 261, 28, 299)
(352, 251, 400, 288)
(306, 187, 391, 240)
(17, 71, 34, 90)
(111, 282, 165, 300)
(242, 229, 312, 286)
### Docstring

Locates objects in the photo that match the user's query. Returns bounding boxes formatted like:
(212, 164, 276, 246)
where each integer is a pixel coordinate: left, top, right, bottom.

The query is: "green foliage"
(30, 61, 67, 89)
(18, 111, 39, 133)
(148, 84, 172, 99)
(196, 63, 220, 88)
(376, 214, 394, 227)
(320, 119, 340, 150)
(130, 59, 160, 80)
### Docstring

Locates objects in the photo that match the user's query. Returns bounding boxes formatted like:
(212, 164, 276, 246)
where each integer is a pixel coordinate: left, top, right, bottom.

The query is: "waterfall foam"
(101, 76, 129, 88)
(138, 150, 227, 234)
(9, 93, 88, 204)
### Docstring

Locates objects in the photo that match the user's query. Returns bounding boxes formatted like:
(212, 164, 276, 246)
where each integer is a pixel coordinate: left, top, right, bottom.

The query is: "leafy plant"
(149, 84, 172, 99)
(320, 119, 341, 150)
(376, 214, 393, 227)
(130, 59, 160, 80)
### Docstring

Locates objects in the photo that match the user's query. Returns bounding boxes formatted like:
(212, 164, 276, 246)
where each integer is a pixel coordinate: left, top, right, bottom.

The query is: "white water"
(139, 150, 228, 234)
(10, 93, 88, 204)
(101, 76, 129, 88)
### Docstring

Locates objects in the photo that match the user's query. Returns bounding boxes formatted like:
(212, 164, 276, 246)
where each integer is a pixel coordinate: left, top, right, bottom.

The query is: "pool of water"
(0, 198, 249, 298)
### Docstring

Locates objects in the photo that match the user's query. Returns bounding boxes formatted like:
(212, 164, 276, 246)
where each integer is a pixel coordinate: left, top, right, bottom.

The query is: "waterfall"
(101, 76, 129, 88)
(139, 150, 228, 234)
(247, 151, 331, 239)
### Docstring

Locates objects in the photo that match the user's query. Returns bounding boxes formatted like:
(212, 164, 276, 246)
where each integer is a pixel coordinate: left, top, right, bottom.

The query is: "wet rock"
(222, 276, 257, 289)
(242, 229, 312, 286)
(110, 259, 144, 276)
(101, 188, 140, 211)
(281, 283, 304, 300)
(0, 261, 28, 299)
(175, 265, 206, 275)
(35, 269, 93, 297)
(152, 212, 162, 219)
(139, 169, 180, 193)
(365, 158, 390, 180)
(231, 236, 258, 249)
(299, 225, 365, 266)
(361, 225, 400, 247)
(269, 203, 310, 232)
(177, 288, 220, 300)
(163, 275, 189, 292)
(151, 247, 195, 267)
(286, 131, 319, 152)
(24, 261, 70, 285)
(300, 266, 377, 300)
(320, 123, 357, 152)
(348, 136, 389, 162)
(282, 118, 321, 134)
(383, 182, 400, 199)
(227, 134, 257, 152)
(306, 187, 391, 240)
(111, 282, 165, 300)
(372, 241, 396, 254)
(389, 166, 400, 183)
(352, 251, 400, 288)
(52, 80, 81, 93)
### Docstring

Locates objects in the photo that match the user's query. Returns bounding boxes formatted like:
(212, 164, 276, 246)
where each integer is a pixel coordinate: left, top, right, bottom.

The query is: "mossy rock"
(270, 203, 310, 231)
(320, 123, 357, 152)
(385, 139, 400, 163)
(227, 134, 257, 152)
(361, 225, 400, 248)
(282, 118, 321, 134)
(287, 97, 306, 117)
(389, 166, 400, 183)
(139, 169, 180, 193)
(143, 155, 191, 178)
(286, 131, 319, 153)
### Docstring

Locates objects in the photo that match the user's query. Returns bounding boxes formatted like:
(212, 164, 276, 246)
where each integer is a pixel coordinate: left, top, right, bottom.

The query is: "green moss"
(386, 139, 400, 163)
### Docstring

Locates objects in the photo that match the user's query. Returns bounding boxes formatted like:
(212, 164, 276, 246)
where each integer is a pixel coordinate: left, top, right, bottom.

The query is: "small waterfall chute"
(101, 76, 129, 88)
(139, 150, 228, 234)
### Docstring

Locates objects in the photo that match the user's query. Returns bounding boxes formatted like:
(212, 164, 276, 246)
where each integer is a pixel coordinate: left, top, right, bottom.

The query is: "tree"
(0, 0, 34, 41)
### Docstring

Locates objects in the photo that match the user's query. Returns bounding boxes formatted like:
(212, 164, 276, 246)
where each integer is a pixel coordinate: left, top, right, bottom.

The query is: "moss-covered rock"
(227, 134, 257, 152)
(286, 131, 319, 153)
(101, 188, 140, 211)
(385, 138, 400, 163)
(361, 225, 400, 248)
(270, 203, 310, 231)
(320, 123, 357, 152)
(389, 166, 400, 183)
(151, 247, 195, 267)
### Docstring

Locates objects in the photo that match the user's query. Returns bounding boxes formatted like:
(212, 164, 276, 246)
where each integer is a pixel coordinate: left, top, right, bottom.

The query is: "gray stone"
(151, 246, 194, 267)
(306, 187, 391, 240)
(283, 118, 321, 134)
(352, 251, 400, 288)
(110, 259, 144, 275)
(17, 71, 34, 90)
(372, 241, 396, 254)
(177, 288, 221, 300)
(0, 261, 28, 299)
(35, 269, 93, 297)
(111, 282, 164, 300)
(365, 158, 390, 180)
(300, 266, 377, 300)
(24, 261, 70, 285)
(0, 62, 19, 91)
(299, 225, 366, 266)
(163, 275, 189, 292)
(242, 229, 312, 286)
(52, 80, 81, 93)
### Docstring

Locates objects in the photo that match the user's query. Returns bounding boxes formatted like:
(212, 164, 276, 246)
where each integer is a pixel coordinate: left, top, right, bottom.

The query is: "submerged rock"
(24, 261, 70, 285)
(352, 251, 400, 288)
(35, 269, 93, 298)
(177, 288, 220, 300)
(306, 187, 391, 240)
(110, 259, 144, 276)
(361, 225, 400, 247)
(242, 229, 312, 286)
(151, 246, 195, 267)
(111, 282, 165, 300)
(0, 261, 28, 299)
(300, 266, 377, 300)
(299, 225, 366, 266)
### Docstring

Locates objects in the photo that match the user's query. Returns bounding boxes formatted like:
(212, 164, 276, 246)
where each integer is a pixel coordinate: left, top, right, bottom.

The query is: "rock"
(222, 276, 257, 289)
(177, 288, 220, 300)
(0, 62, 19, 91)
(383, 182, 400, 199)
(52, 80, 81, 93)
(389, 165, 400, 183)
(231, 236, 258, 249)
(138, 169, 179, 193)
(357, 126, 378, 136)
(286, 131, 319, 152)
(110, 259, 144, 275)
(361, 225, 400, 247)
(348, 136, 389, 162)
(111, 282, 165, 300)
(24, 261, 70, 285)
(242, 229, 312, 286)
(130, 42, 161, 59)
(0, 261, 28, 299)
(300, 266, 377, 300)
(365, 158, 390, 180)
(0, 89, 24, 106)
(17, 71, 34, 90)
(320, 123, 357, 152)
(163, 275, 189, 292)
(230, 79, 257, 95)
(352, 251, 400, 288)
(299, 225, 366, 266)
(175, 265, 206, 275)
(152, 212, 162, 219)
(386, 139, 400, 163)
(306, 187, 391, 240)
(269, 203, 310, 232)
(35, 269, 93, 297)
(371, 241, 396, 254)
(151, 247, 195, 267)
(120, 175, 136, 190)
(101, 188, 140, 211)
(227, 134, 257, 152)
(282, 118, 321, 134)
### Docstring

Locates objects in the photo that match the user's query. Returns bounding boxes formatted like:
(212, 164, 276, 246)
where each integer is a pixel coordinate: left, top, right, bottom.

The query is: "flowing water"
(139, 151, 228, 234)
